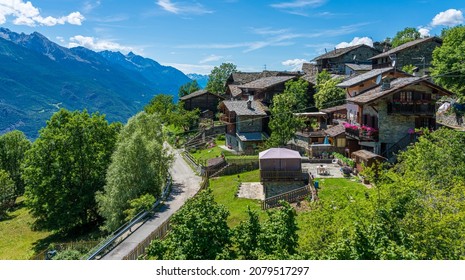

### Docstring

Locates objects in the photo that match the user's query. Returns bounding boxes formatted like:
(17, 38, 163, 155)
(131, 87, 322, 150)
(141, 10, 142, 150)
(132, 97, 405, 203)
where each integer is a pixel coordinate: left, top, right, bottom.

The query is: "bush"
(53, 249, 82, 260)
(332, 152, 355, 168)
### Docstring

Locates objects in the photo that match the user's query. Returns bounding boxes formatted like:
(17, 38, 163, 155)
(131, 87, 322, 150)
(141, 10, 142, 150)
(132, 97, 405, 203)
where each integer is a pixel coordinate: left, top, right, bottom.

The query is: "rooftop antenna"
(263, 64, 267, 71)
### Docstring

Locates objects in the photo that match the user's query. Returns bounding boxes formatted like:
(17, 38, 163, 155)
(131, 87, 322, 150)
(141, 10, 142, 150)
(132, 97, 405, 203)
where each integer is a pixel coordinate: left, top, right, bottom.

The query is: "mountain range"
(186, 73, 209, 88)
(0, 28, 192, 139)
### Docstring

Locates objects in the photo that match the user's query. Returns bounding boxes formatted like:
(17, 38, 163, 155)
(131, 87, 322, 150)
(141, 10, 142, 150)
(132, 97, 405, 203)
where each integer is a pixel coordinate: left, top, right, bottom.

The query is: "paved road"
(102, 146, 202, 260)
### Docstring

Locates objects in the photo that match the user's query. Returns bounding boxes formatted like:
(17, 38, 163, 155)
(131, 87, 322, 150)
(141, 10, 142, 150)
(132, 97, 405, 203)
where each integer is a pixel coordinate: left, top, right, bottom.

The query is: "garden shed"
(351, 149, 386, 173)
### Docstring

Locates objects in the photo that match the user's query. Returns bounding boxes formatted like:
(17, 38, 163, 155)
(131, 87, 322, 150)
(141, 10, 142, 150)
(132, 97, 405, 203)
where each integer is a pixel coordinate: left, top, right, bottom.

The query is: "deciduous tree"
(206, 63, 237, 94)
(96, 112, 172, 232)
(23, 109, 121, 232)
(0, 130, 31, 196)
(314, 70, 345, 110)
(178, 80, 201, 98)
(146, 189, 230, 260)
(391, 27, 421, 48)
(0, 169, 15, 219)
(431, 25, 465, 97)
(267, 92, 304, 147)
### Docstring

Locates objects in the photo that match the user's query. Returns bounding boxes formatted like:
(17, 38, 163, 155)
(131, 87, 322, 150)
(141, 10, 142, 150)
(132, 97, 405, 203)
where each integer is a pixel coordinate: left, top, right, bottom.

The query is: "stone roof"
(222, 100, 267, 116)
(228, 85, 242, 98)
(238, 76, 296, 90)
(320, 104, 347, 113)
(346, 77, 422, 104)
(324, 123, 345, 137)
(259, 148, 301, 159)
(370, 37, 442, 60)
(345, 63, 372, 71)
(337, 67, 394, 88)
(351, 149, 386, 160)
(313, 44, 372, 61)
(180, 89, 224, 101)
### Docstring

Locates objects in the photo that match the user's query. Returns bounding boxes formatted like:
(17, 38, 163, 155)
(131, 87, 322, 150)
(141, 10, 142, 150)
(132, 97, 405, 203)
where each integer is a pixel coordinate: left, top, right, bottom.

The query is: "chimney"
(247, 100, 252, 109)
(381, 79, 391, 91)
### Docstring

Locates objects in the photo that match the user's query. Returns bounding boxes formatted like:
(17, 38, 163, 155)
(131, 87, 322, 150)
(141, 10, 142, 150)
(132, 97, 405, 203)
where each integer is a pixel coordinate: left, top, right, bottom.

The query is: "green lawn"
(0, 198, 53, 259)
(209, 170, 267, 227)
(209, 172, 372, 249)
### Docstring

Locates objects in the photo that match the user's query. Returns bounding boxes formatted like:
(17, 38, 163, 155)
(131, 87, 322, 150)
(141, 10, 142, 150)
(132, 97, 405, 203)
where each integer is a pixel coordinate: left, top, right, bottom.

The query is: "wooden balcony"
(260, 169, 308, 182)
(387, 102, 436, 115)
(345, 127, 378, 142)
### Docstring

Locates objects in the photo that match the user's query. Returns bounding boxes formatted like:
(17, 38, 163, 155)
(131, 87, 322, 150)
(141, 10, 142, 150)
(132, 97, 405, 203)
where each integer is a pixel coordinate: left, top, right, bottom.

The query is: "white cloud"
(199, 54, 223, 64)
(335, 36, 373, 49)
(271, 0, 326, 9)
(0, 0, 84, 26)
(82, 1, 101, 13)
(418, 27, 430, 37)
(156, 0, 213, 15)
(431, 9, 464, 27)
(282, 58, 307, 71)
(68, 35, 134, 53)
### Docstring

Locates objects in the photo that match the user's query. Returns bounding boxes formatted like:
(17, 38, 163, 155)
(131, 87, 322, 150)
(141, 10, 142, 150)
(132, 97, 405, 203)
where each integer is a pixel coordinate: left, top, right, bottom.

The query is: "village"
(177, 35, 461, 209)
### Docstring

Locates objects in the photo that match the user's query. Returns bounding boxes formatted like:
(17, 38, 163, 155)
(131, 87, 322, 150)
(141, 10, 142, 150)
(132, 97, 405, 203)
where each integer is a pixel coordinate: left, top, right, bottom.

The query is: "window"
(400, 91, 412, 102)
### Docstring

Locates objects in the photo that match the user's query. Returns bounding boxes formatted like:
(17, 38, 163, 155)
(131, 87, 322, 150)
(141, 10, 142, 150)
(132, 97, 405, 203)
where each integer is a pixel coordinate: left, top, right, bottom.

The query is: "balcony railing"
(388, 103, 436, 115)
(345, 126, 378, 141)
(260, 169, 308, 182)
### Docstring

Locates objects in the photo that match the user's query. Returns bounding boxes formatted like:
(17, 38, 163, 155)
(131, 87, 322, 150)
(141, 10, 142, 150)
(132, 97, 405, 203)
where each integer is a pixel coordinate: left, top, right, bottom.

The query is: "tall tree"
(0, 169, 15, 219)
(178, 80, 201, 98)
(96, 112, 172, 232)
(267, 92, 304, 147)
(391, 27, 421, 48)
(146, 189, 230, 260)
(431, 25, 465, 97)
(23, 109, 121, 232)
(0, 130, 31, 196)
(206, 63, 237, 94)
(144, 94, 176, 123)
(283, 78, 310, 111)
(314, 70, 345, 110)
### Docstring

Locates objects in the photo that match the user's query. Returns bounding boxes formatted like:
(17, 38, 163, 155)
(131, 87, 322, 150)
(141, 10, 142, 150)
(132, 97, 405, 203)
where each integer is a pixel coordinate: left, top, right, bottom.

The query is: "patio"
(302, 162, 345, 178)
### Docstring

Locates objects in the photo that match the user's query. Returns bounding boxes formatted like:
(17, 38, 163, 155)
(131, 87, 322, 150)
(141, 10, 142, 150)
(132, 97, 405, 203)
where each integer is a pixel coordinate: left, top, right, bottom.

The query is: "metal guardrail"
(84, 175, 172, 260)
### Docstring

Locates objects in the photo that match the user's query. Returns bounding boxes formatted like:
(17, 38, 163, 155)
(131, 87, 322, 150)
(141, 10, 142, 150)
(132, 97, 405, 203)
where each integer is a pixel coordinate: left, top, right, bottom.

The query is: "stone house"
(345, 77, 453, 159)
(237, 76, 297, 105)
(219, 100, 268, 154)
(180, 89, 225, 117)
(312, 44, 380, 74)
(225, 71, 298, 100)
(370, 37, 442, 75)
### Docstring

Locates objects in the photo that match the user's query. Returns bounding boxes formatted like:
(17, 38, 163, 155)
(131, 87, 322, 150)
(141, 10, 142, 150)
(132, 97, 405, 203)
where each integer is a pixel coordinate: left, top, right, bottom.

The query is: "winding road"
(102, 146, 202, 260)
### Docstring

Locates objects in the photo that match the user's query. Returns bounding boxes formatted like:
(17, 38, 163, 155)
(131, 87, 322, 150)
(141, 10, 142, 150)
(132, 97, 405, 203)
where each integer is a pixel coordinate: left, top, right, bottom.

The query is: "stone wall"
(396, 40, 440, 72)
(237, 115, 263, 133)
(263, 181, 306, 198)
(377, 101, 415, 144)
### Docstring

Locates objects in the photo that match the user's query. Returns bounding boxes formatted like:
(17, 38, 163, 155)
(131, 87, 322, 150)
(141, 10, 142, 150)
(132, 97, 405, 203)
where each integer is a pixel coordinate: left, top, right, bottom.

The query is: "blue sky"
(0, 0, 464, 74)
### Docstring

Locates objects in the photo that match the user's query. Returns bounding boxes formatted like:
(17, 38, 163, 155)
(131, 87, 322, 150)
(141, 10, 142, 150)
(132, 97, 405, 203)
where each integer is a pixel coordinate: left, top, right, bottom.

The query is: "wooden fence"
(122, 174, 209, 260)
(261, 185, 312, 210)
(122, 219, 171, 260)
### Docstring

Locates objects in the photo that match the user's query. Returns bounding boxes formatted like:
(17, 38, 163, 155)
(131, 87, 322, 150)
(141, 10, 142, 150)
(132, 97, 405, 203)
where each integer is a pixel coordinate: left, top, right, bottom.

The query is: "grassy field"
(209, 170, 268, 227)
(209, 173, 372, 246)
(0, 198, 53, 259)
